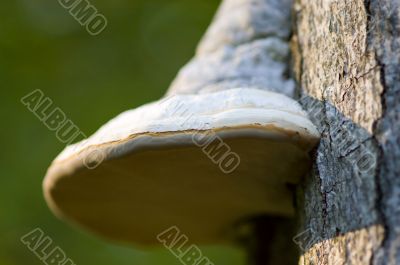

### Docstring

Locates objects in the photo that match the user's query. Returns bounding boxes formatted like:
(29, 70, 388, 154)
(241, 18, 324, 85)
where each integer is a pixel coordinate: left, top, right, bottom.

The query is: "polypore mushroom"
(43, 0, 319, 246)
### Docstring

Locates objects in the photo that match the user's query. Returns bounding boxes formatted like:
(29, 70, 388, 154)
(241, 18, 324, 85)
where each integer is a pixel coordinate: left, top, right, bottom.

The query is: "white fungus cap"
(44, 88, 319, 246)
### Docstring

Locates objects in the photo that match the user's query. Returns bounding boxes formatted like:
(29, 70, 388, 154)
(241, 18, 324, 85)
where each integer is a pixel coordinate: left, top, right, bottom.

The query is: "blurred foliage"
(0, 0, 245, 264)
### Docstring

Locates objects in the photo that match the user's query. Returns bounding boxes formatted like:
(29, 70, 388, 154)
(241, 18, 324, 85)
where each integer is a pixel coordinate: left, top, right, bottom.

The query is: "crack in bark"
(370, 51, 390, 265)
(291, 0, 392, 263)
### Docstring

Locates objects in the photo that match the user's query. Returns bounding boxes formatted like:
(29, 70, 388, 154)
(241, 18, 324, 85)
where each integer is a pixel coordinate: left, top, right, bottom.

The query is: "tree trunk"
(165, 0, 399, 264)
(291, 0, 400, 264)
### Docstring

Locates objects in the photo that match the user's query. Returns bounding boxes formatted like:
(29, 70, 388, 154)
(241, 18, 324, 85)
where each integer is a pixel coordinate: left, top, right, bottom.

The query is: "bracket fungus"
(44, 0, 319, 246)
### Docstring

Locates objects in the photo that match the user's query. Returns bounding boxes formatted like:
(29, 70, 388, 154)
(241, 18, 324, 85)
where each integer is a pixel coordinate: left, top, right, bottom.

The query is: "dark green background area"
(1, 0, 245, 264)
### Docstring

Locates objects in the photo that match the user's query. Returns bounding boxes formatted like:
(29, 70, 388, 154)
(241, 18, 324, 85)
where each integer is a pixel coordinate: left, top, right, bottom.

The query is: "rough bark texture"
(291, 0, 400, 264)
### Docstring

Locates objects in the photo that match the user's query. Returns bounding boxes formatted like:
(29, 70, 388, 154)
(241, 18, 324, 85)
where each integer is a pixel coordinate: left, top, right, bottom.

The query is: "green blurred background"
(1, 0, 245, 264)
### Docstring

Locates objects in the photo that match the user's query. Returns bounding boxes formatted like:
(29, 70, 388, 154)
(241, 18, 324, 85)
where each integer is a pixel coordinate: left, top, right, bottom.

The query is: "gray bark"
(291, 0, 400, 264)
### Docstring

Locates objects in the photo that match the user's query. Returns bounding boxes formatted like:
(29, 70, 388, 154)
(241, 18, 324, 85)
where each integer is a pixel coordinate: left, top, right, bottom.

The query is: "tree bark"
(166, 0, 399, 264)
(291, 0, 400, 264)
